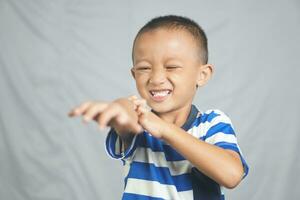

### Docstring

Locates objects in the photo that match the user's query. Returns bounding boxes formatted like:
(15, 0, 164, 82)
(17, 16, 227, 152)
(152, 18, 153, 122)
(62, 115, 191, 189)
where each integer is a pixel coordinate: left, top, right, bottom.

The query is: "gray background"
(0, 0, 299, 199)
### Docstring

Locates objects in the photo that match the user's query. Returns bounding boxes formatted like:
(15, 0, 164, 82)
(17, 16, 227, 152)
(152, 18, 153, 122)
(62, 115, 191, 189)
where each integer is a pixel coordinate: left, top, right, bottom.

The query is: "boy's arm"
(105, 98, 139, 149)
(162, 122, 244, 189)
(68, 98, 142, 150)
(134, 100, 244, 189)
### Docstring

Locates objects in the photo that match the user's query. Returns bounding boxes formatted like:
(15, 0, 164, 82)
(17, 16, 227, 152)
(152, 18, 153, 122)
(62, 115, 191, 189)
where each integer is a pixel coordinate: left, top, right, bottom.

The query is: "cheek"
(135, 75, 147, 86)
(171, 72, 197, 88)
(170, 74, 197, 100)
(135, 76, 149, 95)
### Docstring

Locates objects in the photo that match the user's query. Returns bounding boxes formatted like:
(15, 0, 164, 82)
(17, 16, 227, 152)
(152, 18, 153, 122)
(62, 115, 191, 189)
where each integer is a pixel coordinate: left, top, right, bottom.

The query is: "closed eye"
(135, 66, 151, 71)
(165, 65, 181, 70)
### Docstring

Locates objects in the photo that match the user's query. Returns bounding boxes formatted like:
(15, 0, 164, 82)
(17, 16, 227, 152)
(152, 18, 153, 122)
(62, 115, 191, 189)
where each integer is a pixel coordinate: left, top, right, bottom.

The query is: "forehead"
(133, 28, 200, 62)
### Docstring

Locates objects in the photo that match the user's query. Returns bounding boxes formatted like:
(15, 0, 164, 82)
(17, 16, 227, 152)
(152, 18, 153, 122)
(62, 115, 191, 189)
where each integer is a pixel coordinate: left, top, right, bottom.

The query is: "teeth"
(150, 90, 170, 97)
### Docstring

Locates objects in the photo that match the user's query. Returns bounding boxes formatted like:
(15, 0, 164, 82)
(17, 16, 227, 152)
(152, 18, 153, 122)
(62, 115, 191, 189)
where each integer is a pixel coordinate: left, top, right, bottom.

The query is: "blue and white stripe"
(105, 105, 249, 200)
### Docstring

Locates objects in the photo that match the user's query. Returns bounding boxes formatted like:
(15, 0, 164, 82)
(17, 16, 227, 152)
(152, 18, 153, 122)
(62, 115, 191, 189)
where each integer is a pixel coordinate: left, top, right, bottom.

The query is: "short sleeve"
(203, 110, 249, 178)
(105, 129, 138, 160)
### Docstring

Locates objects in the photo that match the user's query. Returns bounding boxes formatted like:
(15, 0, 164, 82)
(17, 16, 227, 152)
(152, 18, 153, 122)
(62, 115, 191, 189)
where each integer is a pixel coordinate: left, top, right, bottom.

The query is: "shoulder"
(197, 109, 233, 125)
(191, 109, 237, 142)
(189, 108, 236, 139)
(191, 108, 235, 133)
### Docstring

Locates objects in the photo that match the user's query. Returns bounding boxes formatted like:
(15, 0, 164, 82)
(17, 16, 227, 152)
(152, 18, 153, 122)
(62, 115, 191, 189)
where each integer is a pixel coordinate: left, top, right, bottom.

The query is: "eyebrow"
(165, 57, 182, 62)
(134, 59, 151, 65)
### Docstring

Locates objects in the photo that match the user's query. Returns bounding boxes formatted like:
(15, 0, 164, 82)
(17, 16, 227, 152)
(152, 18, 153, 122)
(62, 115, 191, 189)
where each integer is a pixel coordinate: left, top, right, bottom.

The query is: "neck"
(155, 104, 192, 127)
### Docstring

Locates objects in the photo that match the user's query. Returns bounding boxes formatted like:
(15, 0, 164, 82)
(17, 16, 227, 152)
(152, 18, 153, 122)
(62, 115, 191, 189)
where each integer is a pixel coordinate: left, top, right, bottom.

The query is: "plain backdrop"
(0, 0, 299, 199)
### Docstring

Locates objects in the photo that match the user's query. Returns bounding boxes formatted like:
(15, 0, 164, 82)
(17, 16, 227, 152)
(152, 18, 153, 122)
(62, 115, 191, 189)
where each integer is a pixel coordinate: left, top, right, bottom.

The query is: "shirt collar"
(181, 104, 199, 131)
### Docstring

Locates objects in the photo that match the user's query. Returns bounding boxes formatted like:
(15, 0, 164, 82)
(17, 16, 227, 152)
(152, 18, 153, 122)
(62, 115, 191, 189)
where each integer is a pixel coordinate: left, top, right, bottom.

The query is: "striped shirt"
(105, 105, 249, 200)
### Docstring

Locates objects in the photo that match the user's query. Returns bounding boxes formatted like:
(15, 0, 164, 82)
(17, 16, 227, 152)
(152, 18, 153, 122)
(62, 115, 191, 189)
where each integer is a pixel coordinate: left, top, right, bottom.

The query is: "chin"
(148, 101, 175, 114)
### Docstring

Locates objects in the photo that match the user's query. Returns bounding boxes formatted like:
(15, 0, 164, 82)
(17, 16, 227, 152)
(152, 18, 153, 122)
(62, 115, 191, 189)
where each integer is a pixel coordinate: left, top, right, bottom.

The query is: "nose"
(149, 68, 167, 85)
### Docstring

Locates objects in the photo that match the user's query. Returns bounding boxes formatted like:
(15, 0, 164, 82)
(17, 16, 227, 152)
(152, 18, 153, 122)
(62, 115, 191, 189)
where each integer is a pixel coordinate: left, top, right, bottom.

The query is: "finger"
(137, 105, 149, 115)
(133, 100, 145, 115)
(82, 103, 108, 122)
(140, 98, 147, 107)
(97, 104, 121, 128)
(132, 99, 144, 107)
(68, 101, 93, 117)
(128, 95, 138, 101)
(134, 98, 148, 106)
(128, 96, 139, 110)
(99, 105, 142, 134)
(136, 105, 143, 115)
(134, 99, 149, 112)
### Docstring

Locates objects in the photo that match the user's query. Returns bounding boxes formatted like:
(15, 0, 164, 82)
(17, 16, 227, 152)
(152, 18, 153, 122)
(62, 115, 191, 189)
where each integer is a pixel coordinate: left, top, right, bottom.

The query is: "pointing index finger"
(68, 101, 93, 117)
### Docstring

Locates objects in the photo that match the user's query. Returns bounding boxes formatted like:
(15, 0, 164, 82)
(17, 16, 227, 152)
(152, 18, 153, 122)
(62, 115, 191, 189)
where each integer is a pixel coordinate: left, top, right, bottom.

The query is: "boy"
(69, 15, 248, 200)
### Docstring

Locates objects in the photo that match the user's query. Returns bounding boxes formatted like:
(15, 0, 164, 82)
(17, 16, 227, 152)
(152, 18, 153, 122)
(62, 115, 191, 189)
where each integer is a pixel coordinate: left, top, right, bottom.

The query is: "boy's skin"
(69, 28, 244, 189)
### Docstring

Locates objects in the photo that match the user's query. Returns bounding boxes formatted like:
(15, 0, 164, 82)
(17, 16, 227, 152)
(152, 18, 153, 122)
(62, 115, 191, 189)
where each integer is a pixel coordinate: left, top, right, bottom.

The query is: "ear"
(131, 67, 136, 79)
(196, 64, 214, 87)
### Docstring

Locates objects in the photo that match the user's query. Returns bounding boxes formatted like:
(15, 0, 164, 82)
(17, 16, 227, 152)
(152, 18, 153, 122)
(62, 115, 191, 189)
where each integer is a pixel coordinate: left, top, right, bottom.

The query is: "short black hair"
(132, 15, 208, 64)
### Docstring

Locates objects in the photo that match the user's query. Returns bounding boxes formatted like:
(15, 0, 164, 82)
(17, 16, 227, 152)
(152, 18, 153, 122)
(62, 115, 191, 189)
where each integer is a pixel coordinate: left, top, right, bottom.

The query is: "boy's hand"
(129, 96, 167, 139)
(68, 98, 143, 135)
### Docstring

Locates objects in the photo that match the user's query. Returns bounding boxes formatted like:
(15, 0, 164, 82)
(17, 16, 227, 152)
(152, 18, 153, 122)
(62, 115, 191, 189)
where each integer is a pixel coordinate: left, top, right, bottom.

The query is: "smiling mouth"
(149, 89, 172, 102)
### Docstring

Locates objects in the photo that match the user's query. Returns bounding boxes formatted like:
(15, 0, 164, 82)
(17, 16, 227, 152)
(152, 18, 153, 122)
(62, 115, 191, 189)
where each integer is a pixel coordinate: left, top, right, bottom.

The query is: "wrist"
(160, 121, 173, 141)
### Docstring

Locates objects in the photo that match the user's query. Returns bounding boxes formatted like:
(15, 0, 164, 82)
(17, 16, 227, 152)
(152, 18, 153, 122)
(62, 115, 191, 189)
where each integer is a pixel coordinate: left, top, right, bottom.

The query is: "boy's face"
(131, 28, 211, 115)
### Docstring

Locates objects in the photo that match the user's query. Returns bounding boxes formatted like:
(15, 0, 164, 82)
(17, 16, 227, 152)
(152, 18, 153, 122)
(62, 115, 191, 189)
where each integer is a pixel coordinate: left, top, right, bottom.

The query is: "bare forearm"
(162, 123, 243, 188)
